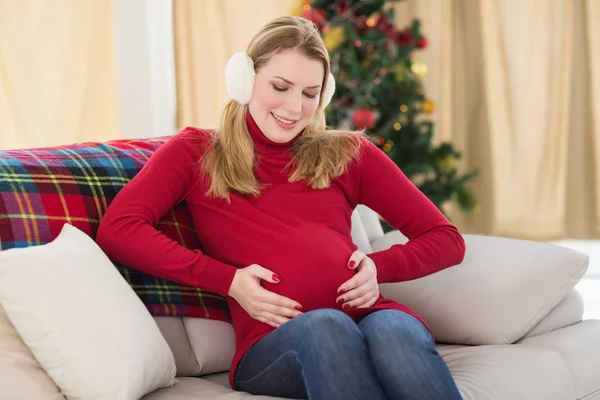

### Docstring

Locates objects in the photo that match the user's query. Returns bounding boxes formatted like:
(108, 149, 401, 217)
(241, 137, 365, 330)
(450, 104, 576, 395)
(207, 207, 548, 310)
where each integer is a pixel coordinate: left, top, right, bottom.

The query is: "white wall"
(113, 0, 177, 138)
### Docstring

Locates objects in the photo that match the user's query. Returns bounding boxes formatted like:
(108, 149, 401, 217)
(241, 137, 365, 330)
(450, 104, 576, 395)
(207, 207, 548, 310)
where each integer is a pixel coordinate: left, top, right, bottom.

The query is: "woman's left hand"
(336, 251, 380, 309)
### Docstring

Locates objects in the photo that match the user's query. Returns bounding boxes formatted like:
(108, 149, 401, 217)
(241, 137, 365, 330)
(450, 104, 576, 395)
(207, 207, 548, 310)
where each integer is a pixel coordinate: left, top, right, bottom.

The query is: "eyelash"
(272, 85, 318, 99)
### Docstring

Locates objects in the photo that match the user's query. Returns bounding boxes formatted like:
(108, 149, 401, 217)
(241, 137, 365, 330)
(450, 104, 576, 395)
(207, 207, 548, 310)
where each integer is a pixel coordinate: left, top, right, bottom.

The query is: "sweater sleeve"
(95, 128, 238, 297)
(356, 138, 466, 283)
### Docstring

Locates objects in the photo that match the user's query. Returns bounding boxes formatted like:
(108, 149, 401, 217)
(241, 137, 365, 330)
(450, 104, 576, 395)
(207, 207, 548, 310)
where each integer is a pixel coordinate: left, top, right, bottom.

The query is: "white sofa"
(1, 194, 599, 400)
(143, 206, 600, 400)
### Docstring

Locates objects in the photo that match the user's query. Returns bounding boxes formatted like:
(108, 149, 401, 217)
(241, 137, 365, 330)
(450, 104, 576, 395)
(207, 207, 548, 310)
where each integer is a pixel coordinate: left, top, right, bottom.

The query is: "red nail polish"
(337, 298, 344, 304)
(342, 304, 350, 309)
(348, 261, 356, 269)
(295, 305, 303, 311)
(338, 288, 345, 295)
(272, 274, 281, 283)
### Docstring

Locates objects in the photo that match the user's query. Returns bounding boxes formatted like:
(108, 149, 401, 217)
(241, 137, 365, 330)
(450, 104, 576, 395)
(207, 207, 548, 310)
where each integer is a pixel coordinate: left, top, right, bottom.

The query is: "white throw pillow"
(373, 231, 589, 345)
(0, 223, 177, 400)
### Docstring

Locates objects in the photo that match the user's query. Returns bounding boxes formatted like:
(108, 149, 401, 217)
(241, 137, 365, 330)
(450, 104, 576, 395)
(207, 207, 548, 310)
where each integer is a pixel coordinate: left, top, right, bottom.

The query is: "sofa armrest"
(372, 231, 589, 345)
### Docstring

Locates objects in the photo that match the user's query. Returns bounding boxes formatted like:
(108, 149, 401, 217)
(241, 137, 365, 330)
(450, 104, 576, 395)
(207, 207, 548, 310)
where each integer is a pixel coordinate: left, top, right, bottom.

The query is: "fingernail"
(272, 274, 281, 283)
(342, 304, 350, 309)
(338, 288, 345, 295)
(337, 298, 344, 304)
(295, 305, 303, 311)
(348, 261, 356, 269)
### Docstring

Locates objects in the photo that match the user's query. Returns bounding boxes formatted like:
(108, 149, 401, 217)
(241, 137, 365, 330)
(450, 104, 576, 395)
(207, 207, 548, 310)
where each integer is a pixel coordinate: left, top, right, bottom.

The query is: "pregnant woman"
(96, 15, 464, 400)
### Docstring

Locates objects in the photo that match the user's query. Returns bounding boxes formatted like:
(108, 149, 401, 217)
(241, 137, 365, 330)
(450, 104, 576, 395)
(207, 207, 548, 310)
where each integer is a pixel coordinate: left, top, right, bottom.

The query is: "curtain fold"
(0, 0, 119, 149)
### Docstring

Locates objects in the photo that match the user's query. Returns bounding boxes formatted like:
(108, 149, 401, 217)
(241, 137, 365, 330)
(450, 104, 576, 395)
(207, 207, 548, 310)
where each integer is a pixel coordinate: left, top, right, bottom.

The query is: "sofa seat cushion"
(439, 344, 576, 399)
(518, 320, 600, 400)
(142, 377, 288, 400)
(191, 321, 600, 400)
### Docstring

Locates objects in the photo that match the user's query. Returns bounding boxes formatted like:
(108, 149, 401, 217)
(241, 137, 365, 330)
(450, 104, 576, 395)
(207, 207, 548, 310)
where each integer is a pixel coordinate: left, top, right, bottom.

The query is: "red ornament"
(395, 29, 413, 47)
(375, 16, 397, 39)
(338, 0, 349, 14)
(302, 7, 328, 28)
(417, 37, 428, 49)
(355, 15, 369, 34)
(352, 108, 376, 129)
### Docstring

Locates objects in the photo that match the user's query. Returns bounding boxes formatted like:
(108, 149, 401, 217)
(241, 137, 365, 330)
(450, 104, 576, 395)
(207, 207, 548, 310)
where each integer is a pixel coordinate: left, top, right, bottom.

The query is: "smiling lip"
(271, 112, 298, 130)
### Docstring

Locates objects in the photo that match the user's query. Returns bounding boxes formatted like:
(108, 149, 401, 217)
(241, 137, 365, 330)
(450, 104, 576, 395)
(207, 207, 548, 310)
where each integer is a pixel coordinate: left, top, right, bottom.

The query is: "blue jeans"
(234, 309, 462, 400)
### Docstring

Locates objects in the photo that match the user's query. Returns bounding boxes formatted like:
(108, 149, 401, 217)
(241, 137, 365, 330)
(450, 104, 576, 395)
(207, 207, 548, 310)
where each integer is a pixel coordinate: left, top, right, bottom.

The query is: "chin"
(268, 120, 304, 143)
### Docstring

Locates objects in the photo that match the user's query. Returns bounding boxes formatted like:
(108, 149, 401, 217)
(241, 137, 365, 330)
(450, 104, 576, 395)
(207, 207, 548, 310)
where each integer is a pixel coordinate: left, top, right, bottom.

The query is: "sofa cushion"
(142, 377, 288, 400)
(183, 318, 236, 375)
(151, 328, 600, 400)
(521, 288, 584, 339)
(0, 223, 177, 399)
(0, 305, 64, 400)
(154, 317, 201, 377)
(373, 231, 589, 345)
(0, 138, 230, 322)
(518, 320, 600, 400)
(439, 343, 577, 399)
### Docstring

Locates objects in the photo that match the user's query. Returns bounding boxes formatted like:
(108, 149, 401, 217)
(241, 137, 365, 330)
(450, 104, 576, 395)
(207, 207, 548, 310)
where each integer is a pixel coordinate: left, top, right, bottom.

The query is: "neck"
(246, 112, 302, 154)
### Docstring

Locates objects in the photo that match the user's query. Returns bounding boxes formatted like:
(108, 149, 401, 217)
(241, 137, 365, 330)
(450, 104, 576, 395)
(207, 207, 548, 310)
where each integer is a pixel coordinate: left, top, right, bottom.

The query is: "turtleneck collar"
(246, 112, 303, 154)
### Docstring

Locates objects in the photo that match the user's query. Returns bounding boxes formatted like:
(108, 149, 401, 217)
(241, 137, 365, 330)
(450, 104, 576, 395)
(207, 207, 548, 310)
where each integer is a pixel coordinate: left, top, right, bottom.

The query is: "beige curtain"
(584, 0, 600, 238)
(173, 0, 297, 130)
(0, 0, 119, 150)
(173, 0, 600, 240)
(396, 0, 600, 240)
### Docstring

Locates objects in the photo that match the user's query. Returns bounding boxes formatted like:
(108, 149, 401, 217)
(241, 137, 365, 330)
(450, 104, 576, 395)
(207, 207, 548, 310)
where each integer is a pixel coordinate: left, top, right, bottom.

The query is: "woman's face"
(248, 49, 324, 143)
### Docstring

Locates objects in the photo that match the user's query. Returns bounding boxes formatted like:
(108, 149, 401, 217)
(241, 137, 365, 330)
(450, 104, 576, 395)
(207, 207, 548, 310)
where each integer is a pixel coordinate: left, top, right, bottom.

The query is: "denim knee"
(292, 308, 363, 350)
(360, 310, 433, 349)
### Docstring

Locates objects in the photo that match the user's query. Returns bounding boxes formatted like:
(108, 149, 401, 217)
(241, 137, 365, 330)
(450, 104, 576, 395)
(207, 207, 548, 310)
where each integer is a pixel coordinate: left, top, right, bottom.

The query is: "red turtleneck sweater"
(96, 114, 465, 389)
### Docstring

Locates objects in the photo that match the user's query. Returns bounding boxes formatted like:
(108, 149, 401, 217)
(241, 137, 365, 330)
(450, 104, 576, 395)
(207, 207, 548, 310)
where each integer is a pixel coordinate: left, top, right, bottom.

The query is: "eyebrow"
(272, 76, 321, 89)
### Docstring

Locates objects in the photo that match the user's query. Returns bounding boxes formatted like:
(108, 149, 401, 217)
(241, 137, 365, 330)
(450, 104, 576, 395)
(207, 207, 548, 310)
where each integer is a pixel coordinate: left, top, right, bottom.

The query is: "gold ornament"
(422, 99, 435, 114)
(392, 63, 408, 83)
(437, 155, 456, 173)
(362, 59, 373, 68)
(393, 122, 402, 131)
(290, 0, 306, 16)
(366, 14, 378, 27)
(323, 27, 345, 52)
(411, 60, 428, 79)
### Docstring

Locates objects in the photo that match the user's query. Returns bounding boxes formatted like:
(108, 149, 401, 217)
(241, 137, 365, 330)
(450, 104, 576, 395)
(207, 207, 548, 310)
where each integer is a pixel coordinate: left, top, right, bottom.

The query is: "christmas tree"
(294, 0, 479, 226)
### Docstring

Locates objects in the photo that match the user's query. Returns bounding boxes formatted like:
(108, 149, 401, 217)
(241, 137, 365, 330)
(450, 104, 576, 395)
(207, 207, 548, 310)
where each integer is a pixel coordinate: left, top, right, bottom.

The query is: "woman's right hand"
(228, 264, 303, 328)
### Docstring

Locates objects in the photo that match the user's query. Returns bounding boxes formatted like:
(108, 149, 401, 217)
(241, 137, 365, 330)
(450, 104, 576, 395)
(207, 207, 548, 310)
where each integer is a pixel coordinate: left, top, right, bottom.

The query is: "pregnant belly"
(260, 228, 357, 311)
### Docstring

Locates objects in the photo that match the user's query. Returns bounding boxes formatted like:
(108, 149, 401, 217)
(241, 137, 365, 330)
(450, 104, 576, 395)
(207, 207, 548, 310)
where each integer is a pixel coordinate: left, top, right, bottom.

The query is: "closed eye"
(272, 85, 318, 99)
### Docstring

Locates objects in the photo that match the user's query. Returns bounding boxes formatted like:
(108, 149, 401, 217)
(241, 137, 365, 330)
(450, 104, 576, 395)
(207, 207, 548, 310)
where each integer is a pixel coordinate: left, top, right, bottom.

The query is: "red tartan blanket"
(0, 137, 230, 322)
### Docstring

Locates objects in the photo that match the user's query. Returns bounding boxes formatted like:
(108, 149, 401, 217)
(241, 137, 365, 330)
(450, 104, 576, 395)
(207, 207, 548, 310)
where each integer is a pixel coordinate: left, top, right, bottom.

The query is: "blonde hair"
(201, 16, 364, 201)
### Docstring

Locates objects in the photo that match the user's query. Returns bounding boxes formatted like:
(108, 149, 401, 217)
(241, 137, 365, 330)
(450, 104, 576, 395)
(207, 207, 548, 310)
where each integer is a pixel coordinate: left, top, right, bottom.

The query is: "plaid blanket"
(0, 137, 230, 322)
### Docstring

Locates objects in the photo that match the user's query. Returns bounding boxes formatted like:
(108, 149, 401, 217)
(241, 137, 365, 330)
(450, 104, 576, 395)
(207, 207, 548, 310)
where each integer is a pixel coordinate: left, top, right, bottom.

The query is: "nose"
(285, 91, 302, 116)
